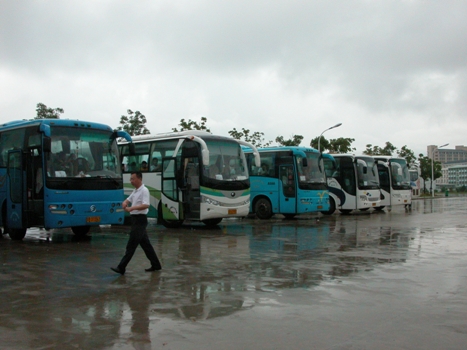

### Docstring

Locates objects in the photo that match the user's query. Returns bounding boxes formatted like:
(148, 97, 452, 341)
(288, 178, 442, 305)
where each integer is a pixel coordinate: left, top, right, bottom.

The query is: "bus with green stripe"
(118, 131, 260, 227)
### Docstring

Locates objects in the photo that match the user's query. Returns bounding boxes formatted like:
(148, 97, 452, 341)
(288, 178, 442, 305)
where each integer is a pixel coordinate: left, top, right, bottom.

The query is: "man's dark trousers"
(117, 214, 161, 272)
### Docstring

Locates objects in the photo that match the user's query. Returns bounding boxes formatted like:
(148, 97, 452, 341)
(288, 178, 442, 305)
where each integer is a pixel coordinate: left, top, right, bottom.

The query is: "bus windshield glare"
(390, 159, 411, 189)
(47, 126, 121, 178)
(356, 157, 379, 189)
(297, 153, 326, 188)
(204, 140, 248, 181)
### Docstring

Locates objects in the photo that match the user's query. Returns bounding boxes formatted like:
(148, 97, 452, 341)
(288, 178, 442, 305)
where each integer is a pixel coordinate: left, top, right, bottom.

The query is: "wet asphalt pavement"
(1, 197, 467, 349)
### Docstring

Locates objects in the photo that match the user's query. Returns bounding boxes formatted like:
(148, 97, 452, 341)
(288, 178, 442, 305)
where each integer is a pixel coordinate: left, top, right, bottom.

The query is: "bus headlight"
(202, 196, 220, 206)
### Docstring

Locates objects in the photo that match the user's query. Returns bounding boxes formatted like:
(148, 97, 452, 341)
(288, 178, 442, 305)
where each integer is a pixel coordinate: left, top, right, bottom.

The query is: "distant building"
(427, 145, 467, 165)
(447, 164, 467, 188)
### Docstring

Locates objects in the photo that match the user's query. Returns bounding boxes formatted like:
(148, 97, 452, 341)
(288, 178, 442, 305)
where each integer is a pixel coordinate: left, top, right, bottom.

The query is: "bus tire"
(360, 208, 370, 211)
(321, 197, 336, 215)
(255, 198, 273, 220)
(374, 206, 385, 211)
(9, 228, 27, 241)
(339, 209, 352, 215)
(283, 214, 295, 220)
(72, 225, 91, 236)
(202, 218, 223, 227)
(158, 204, 183, 228)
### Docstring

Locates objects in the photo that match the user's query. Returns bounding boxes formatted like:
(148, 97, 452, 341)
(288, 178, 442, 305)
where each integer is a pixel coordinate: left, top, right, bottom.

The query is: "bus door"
(279, 164, 296, 213)
(6, 150, 27, 230)
(181, 157, 200, 220)
(377, 163, 390, 206)
(160, 158, 181, 221)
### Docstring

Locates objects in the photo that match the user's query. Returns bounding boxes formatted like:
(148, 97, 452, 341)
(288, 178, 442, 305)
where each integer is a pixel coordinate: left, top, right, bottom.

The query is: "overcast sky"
(1, 0, 466, 156)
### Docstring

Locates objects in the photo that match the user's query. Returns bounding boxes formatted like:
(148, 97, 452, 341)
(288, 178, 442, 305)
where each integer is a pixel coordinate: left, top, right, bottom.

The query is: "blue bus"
(322, 154, 381, 214)
(0, 119, 131, 240)
(243, 146, 329, 219)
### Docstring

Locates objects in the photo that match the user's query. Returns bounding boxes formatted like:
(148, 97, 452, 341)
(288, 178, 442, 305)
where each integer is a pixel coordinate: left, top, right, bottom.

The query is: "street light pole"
(431, 143, 449, 198)
(318, 123, 342, 153)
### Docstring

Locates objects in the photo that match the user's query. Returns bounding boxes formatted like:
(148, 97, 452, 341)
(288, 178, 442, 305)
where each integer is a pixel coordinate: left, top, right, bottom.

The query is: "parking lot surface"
(1, 197, 467, 349)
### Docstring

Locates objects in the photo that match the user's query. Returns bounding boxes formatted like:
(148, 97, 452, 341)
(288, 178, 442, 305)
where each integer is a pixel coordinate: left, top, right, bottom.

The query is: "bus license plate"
(86, 216, 101, 223)
(228, 209, 237, 215)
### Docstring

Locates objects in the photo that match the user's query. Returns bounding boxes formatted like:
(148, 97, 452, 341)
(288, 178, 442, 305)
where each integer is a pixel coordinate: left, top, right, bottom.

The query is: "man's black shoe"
(111, 267, 125, 275)
(145, 266, 161, 272)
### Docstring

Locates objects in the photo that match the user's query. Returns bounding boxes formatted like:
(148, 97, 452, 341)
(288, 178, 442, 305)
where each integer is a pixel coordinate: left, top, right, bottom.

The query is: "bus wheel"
(202, 218, 223, 227)
(9, 228, 27, 241)
(374, 206, 385, 211)
(255, 198, 273, 220)
(158, 204, 183, 228)
(321, 197, 336, 215)
(360, 208, 370, 211)
(283, 214, 295, 220)
(339, 209, 352, 215)
(72, 226, 91, 236)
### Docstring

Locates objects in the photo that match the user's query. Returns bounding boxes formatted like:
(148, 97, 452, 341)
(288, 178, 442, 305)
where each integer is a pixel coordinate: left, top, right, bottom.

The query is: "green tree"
(310, 136, 355, 153)
(275, 135, 303, 147)
(398, 145, 416, 168)
(418, 153, 442, 194)
(228, 128, 272, 147)
(35, 103, 64, 119)
(117, 109, 150, 136)
(172, 117, 210, 132)
(363, 142, 397, 156)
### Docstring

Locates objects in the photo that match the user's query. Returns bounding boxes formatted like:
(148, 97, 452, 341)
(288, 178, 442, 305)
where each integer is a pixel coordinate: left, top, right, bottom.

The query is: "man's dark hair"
(131, 171, 143, 179)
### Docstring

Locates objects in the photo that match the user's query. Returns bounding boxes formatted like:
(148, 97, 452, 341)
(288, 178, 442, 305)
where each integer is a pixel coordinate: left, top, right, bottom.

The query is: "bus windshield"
(47, 126, 121, 178)
(391, 159, 411, 190)
(204, 140, 248, 181)
(297, 152, 327, 189)
(356, 157, 379, 189)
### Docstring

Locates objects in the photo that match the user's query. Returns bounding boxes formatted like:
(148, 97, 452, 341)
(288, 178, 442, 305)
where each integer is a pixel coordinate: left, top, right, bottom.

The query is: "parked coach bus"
(0, 119, 132, 240)
(243, 146, 329, 219)
(118, 131, 260, 228)
(409, 164, 421, 199)
(374, 156, 412, 210)
(322, 154, 381, 214)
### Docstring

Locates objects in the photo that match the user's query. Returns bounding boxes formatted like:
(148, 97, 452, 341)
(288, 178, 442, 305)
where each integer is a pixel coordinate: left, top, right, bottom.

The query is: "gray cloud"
(1, 0, 466, 156)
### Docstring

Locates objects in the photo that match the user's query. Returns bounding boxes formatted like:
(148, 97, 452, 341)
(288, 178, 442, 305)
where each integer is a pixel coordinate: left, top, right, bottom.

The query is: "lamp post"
(318, 123, 342, 153)
(431, 143, 449, 198)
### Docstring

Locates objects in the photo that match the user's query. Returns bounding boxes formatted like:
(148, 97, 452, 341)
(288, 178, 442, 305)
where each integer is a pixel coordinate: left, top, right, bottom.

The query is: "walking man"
(111, 171, 162, 275)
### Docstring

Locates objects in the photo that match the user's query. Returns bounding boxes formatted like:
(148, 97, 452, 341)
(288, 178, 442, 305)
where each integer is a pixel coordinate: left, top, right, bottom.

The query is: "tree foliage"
(418, 153, 442, 193)
(228, 128, 272, 147)
(310, 136, 356, 154)
(398, 145, 416, 168)
(363, 142, 397, 156)
(275, 135, 303, 147)
(172, 117, 210, 132)
(35, 103, 64, 119)
(117, 109, 150, 136)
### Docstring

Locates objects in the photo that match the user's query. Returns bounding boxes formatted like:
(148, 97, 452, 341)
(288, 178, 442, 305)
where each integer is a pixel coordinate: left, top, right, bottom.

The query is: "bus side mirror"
(302, 158, 308, 167)
(114, 130, 132, 142)
(43, 137, 51, 152)
(129, 143, 136, 155)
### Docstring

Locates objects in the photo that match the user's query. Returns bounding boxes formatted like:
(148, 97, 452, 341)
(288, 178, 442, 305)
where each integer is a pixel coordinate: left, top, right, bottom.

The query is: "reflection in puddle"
(3, 199, 467, 348)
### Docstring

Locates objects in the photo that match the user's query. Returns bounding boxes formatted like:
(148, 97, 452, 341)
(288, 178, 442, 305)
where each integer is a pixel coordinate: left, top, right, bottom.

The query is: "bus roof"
(242, 146, 320, 155)
(120, 131, 240, 144)
(0, 118, 114, 132)
(329, 154, 378, 160)
(373, 155, 406, 161)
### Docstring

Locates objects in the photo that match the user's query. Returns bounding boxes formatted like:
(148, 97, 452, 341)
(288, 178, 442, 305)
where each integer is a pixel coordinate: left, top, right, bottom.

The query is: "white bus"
(118, 131, 260, 227)
(374, 156, 412, 210)
(409, 164, 421, 199)
(322, 154, 381, 214)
